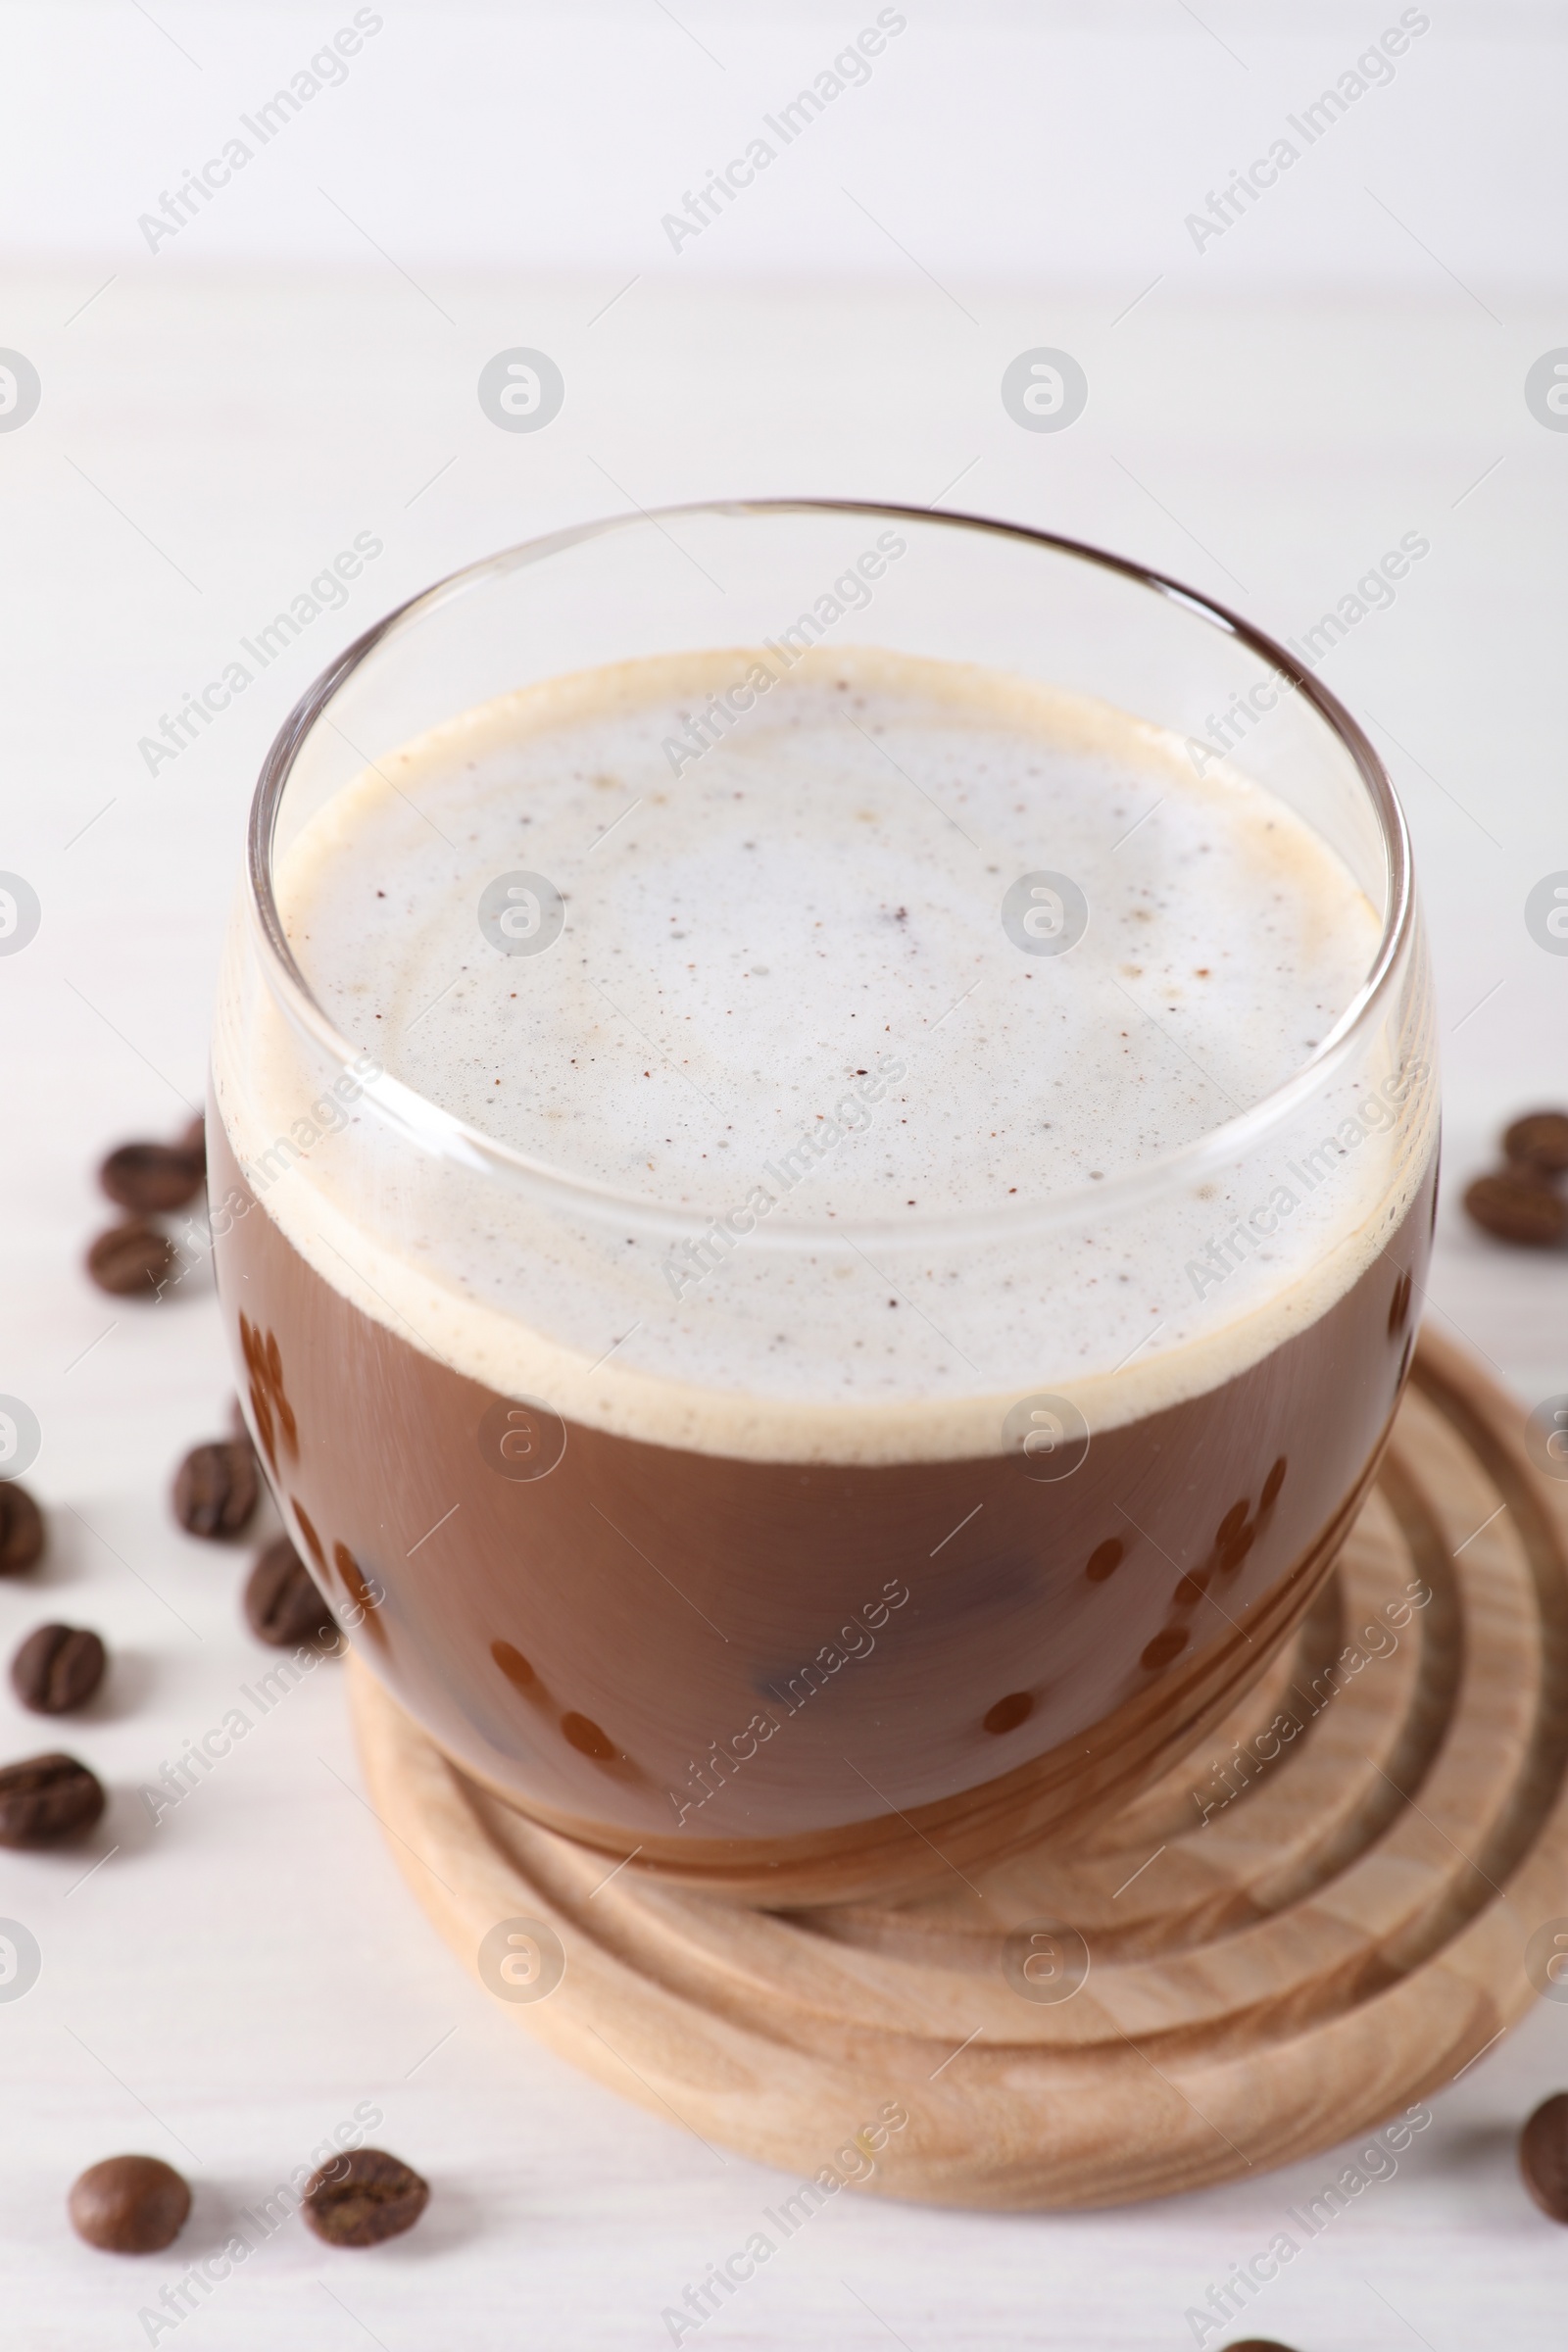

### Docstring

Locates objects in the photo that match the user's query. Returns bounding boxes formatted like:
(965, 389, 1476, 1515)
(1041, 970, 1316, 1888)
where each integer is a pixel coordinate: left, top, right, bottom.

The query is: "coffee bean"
(11, 1624, 106, 1714)
(244, 1538, 333, 1646)
(0, 1482, 45, 1574)
(1463, 1171, 1567, 1249)
(98, 1142, 203, 1215)
(175, 1114, 206, 1178)
(69, 2154, 190, 2253)
(1217, 2341, 1298, 2351)
(0, 1751, 105, 1846)
(172, 1438, 260, 1539)
(1520, 2090, 1568, 2222)
(301, 2147, 429, 2247)
(86, 1221, 177, 1298)
(1505, 1110, 1568, 1178)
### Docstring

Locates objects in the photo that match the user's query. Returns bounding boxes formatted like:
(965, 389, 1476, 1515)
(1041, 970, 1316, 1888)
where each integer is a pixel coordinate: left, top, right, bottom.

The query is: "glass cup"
(209, 502, 1437, 1905)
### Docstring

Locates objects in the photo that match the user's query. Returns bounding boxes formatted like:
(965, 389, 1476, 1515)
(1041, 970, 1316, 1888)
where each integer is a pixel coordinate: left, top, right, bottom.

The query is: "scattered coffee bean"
(172, 1438, 260, 1539)
(0, 1482, 45, 1574)
(245, 1538, 333, 1647)
(1505, 1109, 1568, 1178)
(11, 1624, 106, 1714)
(1462, 1171, 1567, 1249)
(1466, 1108, 1568, 1252)
(0, 1751, 105, 1847)
(175, 1114, 207, 1178)
(301, 2147, 429, 2247)
(86, 1220, 177, 1298)
(69, 2154, 190, 2253)
(98, 1142, 203, 1215)
(1520, 2090, 1568, 2222)
(1219, 2341, 1298, 2351)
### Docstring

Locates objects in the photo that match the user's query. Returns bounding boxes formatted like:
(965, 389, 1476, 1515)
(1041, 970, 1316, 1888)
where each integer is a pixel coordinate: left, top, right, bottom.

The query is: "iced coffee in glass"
(210, 504, 1436, 1903)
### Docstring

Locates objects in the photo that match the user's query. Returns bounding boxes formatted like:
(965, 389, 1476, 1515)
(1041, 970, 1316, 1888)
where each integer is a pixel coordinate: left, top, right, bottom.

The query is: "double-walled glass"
(210, 503, 1437, 1904)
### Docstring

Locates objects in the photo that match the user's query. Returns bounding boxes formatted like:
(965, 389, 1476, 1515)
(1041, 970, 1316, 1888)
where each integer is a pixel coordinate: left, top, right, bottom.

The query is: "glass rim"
(244, 497, 1416, 1249)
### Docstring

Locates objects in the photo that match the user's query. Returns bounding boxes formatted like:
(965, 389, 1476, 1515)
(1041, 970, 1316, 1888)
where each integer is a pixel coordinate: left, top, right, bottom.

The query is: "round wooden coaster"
(349, 1331, 1568, 2208)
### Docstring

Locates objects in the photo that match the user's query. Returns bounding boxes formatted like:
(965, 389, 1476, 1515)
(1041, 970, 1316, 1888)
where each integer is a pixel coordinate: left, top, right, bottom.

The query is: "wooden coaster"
(349, 1330, 1568, 2208)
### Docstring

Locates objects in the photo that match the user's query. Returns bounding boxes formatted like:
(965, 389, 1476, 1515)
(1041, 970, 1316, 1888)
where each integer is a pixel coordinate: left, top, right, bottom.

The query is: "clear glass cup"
(209, 502, 1437, 1905)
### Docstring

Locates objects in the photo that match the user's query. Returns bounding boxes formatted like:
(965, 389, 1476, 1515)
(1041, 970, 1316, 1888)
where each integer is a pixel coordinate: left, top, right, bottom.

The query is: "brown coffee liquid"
(211, 1116, 1435, 1892)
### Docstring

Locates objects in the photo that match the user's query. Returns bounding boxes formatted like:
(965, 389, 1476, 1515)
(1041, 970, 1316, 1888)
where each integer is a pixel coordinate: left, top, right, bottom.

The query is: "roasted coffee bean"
(69, 2154, 190, 2253)
(172, 1438, 260, 1539)
(86, 1220, 177, 1298)
(11, 1624, 106, 1714)
(0, 1751, 105, 1846)
(301, 2147, 429, 2247)
(175, 1114, 207, 1178)
(0, 1482, 45, 1574)
(1463, 1171, 1567, 1249)
(1505, 1110, 1568, 1178)
(1520, 2090, 1568, 2222)
(244, 1538, 333, 1647)
(1219, 2341, 1299, 2351)
(98, 1142, 203, 1215)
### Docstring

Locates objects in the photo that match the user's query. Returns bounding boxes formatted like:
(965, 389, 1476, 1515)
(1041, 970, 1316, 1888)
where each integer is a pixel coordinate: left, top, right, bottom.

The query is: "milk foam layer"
(215, 647, 1432, 1460)
(280, 652, 1375, 1205)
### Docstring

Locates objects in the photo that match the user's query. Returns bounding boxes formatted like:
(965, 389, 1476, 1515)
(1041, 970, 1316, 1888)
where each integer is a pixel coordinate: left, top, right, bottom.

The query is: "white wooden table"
(3, 232, 1566, 2349)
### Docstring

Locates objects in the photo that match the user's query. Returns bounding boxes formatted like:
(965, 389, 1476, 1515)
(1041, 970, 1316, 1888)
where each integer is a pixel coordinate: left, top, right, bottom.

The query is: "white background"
(2, 4, 1567, 2346)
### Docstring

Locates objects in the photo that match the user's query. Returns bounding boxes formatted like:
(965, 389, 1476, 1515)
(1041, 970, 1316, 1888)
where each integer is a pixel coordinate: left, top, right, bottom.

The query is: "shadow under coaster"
(349, 1329, 1568, 2208)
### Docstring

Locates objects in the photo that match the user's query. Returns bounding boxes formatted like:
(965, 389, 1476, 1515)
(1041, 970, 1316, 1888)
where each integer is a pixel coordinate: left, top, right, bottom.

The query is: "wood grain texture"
(350, 1329, 1568, 2208)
